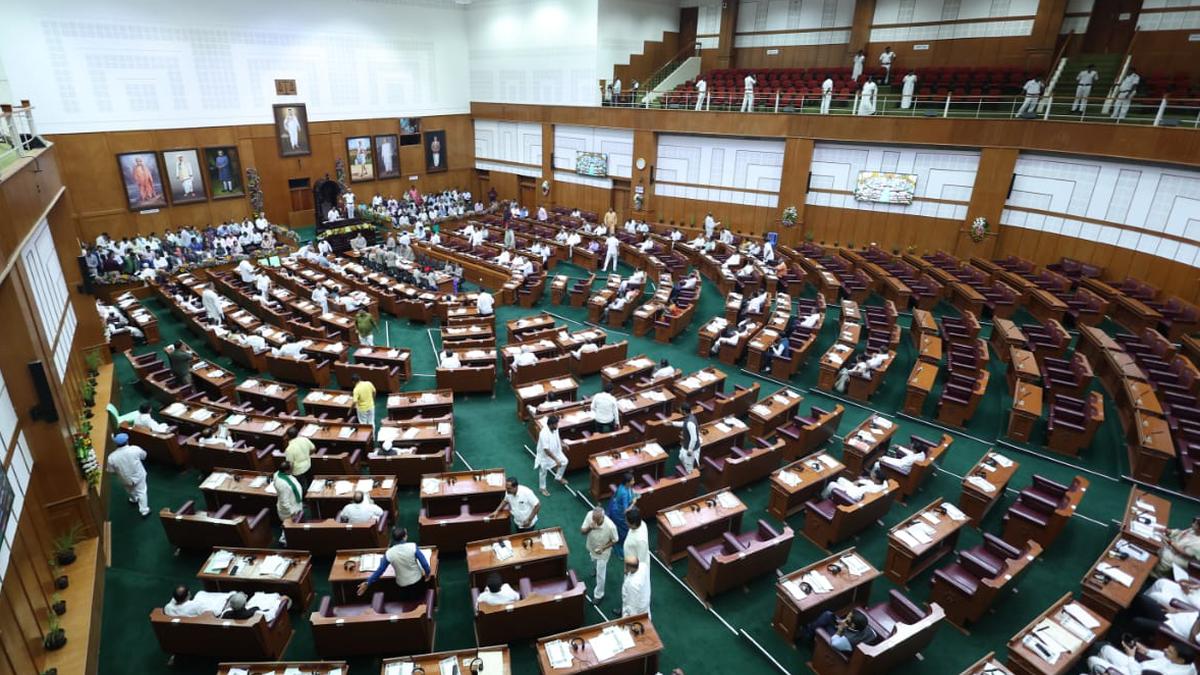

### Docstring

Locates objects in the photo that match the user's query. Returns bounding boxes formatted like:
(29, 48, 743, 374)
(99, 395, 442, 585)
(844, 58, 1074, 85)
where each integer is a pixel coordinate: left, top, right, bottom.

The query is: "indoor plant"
(84, 349, 102, 377)
(50, 560, 68, 590)
(53, 523, 82, 566)
(43, 614, 66, 651)
(51, 593, 66, 616)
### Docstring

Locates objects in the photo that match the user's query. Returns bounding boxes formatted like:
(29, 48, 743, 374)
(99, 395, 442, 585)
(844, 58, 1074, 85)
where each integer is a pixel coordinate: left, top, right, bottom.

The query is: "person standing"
(857, 77, 878, 116)
(283, 108, 302, 151)
(166, 341, 196, 388)
(607, 472, 638, 556)
(879, 47, 895, 84)
(490, 477, 541, 531)
(820, 77, 834, 115)
(694, 77, 707, 111)
(355, 310, 377, 346)
(613, 78, 623, 103)
(851, 50, 865, 82)
(535, 415, 568, 496)
(356, 527, 431, 601)
(215, 149, 233, 192)
(590, 382, 619, 432)
(283, 427, 314, 492)
(201, 286, 223, 325)
(741, 72, 757, 113)
(900, 71, 918, 110)
(273, 460, 304, 544)
(1016, 77, 1042, 117)
(620, 554, 651, 618)
(603, 207, 618, 232)
(312, 284, 329, 315)
(476, 290, 494, 316)
(175, 155, 196, 197)
(671, 402, 701, 473)
(704, 212, 717, 239)
(107, 433, 150, 517)
(581, 506, 619, 602)
(1073, 64, 1099, 113)
(624, 507, 650, 567)
(603, 234, 620, 272)
(1111, 69, 1140, 120)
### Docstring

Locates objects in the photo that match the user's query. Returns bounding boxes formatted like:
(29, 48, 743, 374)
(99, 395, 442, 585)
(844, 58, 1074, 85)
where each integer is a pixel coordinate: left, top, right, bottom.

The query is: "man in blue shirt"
(356, 527, 431, 601)
(805, 608, 877, 653)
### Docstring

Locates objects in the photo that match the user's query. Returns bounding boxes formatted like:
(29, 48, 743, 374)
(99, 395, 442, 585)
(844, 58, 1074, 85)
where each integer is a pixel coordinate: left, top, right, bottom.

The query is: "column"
(715, 0, 739, 70)
(954, 147, 1018, 260)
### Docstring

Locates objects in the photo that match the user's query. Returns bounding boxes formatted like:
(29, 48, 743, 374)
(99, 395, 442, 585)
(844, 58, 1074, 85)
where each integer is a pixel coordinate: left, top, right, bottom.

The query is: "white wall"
(1138, 0, 1200, 31)
(871, 0, 1038, 42)
(735, 0, 856, 48)
(0, 55, 11, 108)
(553, 124, 633, 189)
(467, 0, 600, 107)
(597, 0, 680, 79)
(806, 142, 979, 221)
(0, 0, 471, 134)
(474, 119, 543, 178)
(683, 0, 725, 50)
(654, 134, 785, 208)
(1002, 153, 1200, 266)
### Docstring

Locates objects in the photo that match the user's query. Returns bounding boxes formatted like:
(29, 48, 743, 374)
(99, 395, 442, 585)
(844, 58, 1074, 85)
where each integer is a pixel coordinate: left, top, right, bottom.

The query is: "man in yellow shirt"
(284, 426, 314, 492)
(351, 373, 377, 433)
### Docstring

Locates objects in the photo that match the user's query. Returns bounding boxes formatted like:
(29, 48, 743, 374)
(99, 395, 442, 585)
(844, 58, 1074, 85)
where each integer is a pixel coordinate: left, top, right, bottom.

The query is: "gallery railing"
(0, 101, 48, 173)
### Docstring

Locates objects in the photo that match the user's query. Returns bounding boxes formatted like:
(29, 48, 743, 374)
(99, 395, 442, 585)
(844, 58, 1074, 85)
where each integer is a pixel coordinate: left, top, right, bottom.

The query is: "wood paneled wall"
(732, 44, 850, 71)
(1129, 30, 1200, 80)
(612, 32, 682, 88)
(49, 114, 476, 241)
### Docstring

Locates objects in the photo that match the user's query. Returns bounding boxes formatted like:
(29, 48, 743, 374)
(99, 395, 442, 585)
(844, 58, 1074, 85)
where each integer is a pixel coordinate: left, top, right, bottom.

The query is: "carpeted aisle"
(98, 256, 1200, 675)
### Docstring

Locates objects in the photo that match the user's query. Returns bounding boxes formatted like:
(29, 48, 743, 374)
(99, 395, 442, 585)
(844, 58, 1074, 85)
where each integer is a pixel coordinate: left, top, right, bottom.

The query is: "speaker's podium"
(314, 177, 377, 253)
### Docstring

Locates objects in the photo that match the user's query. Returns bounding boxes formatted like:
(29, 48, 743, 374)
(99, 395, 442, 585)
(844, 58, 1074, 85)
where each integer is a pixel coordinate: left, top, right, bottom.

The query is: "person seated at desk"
(350, 233, 368, 252)
(572, 341, 598, 360)
(651, 358, 674, 380)
(496, 249, 512, 266)
(312, 284, 330, 315)
(220, 592, 259, 620)
(326, 206, 341, 222)
(744, 291, 769, 316)
(235, 258, 256, 284)
(798, 312, 822, 331)
(722, 253, 742, 270)
(129, 402, 170, 433)
(590, 382, 620, 433)
(835, 350, 888, 393)
(164, 586, 219, 618)
(639, 239, 654, 253)
(1154, 517, 1200, 578)
(198, 423, 234, 448)
(879, 445, 926, 472)
(719, 228, 735, 245)
(762, 339, 791, 370)
(803, 608, 877, 653)
(510, 346, 538, 375)
(231, 328, 270, 354)
(618, 270, 645, 293)
(337, 491, 384, 525)
(476, 572, 521, 609)
(518, 256, 535, 276)
(489, 477, 541, 531)
(820, 469, 889, 502)
(687, 234, 707, 249)
(271, 339, 311, 359)
(477, 291, 494, 316)
(711, 325, 751, 356)
(737, 261, 757, 279)
(600, 294, 629, 324)
(1088, 636, 1196, 675)
(438, 350, 463, 369)
(744, 240, 762, 258)
(621, 554, 651, 618)
(636, 221, 650, 234)
(357, 527, 431, 602)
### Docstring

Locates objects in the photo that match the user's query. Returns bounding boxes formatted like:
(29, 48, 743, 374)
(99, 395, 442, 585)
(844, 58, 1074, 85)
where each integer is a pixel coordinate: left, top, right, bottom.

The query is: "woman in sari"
(606, 471, 638, 556)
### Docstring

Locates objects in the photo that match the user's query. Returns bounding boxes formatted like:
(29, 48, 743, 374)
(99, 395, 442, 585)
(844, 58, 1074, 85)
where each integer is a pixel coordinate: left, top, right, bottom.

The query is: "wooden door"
(679, 6, 698, 51)
(1082, 0, 1140, 54)
(610, 179, 631, 221)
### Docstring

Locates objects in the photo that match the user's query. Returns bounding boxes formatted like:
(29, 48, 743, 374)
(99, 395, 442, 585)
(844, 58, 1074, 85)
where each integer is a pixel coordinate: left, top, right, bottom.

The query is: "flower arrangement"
(540, 180, 550, 196)
(71, 415, 100, 489)
(781, 205, 798, 226)
(968, 216, 989, 243)
(247, 168, 264, 213)
(335, 159, 348, 190)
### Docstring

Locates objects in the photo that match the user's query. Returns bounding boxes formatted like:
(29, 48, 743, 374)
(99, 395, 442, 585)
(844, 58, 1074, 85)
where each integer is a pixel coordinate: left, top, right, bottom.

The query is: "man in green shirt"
(284, 426, 315, 492)
(166, 341, 195, 388)
(355, 310, 378, 346)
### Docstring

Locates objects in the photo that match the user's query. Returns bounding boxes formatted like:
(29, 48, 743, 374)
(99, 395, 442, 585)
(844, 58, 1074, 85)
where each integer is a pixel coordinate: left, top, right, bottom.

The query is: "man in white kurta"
(284, 109, 302, 150)
(1111, 69, 1140, 120)
(535, 416, 568, 495)
(879, 47, 895, 84)
(581, 507, 619, 601)
(201, 286, 223, 325)
(624, 508, 651, 568)
(175, 156, 196, 197)
(857, 78, 878, 116)
(741, 73, 757, 113)
(851, 50, 865, 81)
(621, 555, 651, 618)
(1073, 64, 1099, 112)
(337, 491, 383, 524)
(107, 433, 150, 516)
(492, 478, 541, 530)
(694, 78, 707, 111)
(603, 235, 620, 272)
(820, 77, 834, 114)
(1016, 78, 1042, 117)
(312, 285, 329, 315)
(273, 462, 304, 544)
(236, 258, 256, 284)
(900, 71, 918, 109)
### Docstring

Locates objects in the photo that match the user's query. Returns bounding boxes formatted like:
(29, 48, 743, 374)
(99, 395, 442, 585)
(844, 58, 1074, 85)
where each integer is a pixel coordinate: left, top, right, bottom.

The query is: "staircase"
(1052, 53, 1124, 97)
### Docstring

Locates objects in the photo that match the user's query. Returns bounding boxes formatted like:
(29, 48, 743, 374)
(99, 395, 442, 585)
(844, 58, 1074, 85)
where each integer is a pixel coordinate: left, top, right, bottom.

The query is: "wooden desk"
(1113, 294, 1163, 334)
(1128, 412, 1175, 485)
(218, 662, 347, 675)
(670, 367, 725, 405)
(1006, 593, 1110, 675)
(189, 358, 238, 401)
(589, 442, 669, 500)
(840, 414, 897, 477)
(159, 401, 227, 435)
(961, 653, 1014, 675)
(465, 527, 569, 588)
(656, 489, 746, 562)
(1120, 487, 1170, 552)
(1028, 288, 1067, 325)
(236, 378, 299, 414)
(817, 343, 855, 392)
(1006, 381, 1042, 444)
(904, 362, 938, 417)
(201, 469, 279, 516)
(507, 313, 556, 343)
(198, 547, 314, 609)
(383, 646, 511, 675)
(767, 453, 844, 521)
(991, 317, 1029, 364)
(302, 389, 356, 419)
(516, 376, 580, 421)
(959, 452, 1019, 526)
(910, 308, 938, 348)
(386, 389, 454, 420)
(697, 416, 748, 461)
(1008, 348, 1041, 390)
(600, 356, 656, 388)
(535, 614, 661, 674)
(747, 388, 803, 439)
(1079, 534, 1158, 620)
(772, 548, 879, 642)
(329, 546, 440, 605)
(307, 475, 398, 519)
(918, 334, 943, 365)
(884, 498, 969, 587)
(378, 419, 454, 453)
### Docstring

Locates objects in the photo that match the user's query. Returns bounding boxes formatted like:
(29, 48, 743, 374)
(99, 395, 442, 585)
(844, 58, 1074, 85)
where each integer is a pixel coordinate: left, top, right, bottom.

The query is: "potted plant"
(84, 349, 102, 378)
(43, 614, 66, 651)
(804, 232, 815, 243)
(846, 241, 855, 250)
(53, 524, 82, 566)
(51, 593, 66, 616)
(780, 205, 798, 227)
(50, 561, 68, 590)
(80, 381, 95, 410)
(906, 244, 917, 255)
(41, 669, 59, 675)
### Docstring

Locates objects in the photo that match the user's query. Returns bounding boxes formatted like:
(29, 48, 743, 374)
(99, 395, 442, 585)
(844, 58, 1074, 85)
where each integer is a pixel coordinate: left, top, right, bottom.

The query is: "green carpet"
(98, 255, 1200, 675)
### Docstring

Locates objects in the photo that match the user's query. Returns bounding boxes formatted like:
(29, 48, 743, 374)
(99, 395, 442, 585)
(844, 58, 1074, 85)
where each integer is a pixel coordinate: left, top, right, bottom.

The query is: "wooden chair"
(511, 354, 571, 386)
(281, 514, 390, 556)
(472, 572, 586, 644)
(633, 467, 702, 517)
(570, 341, 628, 376)
(701, 437, 785, 491)
(929, 535, 1041, 630)
(365, 447, 453, 486)
(877, 434, 952, 504)
(802, 480, 899, 551)
(160, 501, 272, 550)
(181, 436, 274, 474)
(120, 423, 188, 466)
(310, 589, 435, 657)
(436, 365, 496, 396)
(333, 361, 402, 393)
(418, 505, 510, 553)
(777, 405, 845, 461)
(811, 591, 945, 675)
(149, 600, 293, 661)
(685, 520, 795, 599)
(265, 354, 332, 388)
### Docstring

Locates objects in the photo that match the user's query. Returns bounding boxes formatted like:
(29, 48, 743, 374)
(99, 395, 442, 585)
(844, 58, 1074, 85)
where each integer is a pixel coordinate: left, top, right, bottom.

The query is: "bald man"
(621, 554, 651, 617)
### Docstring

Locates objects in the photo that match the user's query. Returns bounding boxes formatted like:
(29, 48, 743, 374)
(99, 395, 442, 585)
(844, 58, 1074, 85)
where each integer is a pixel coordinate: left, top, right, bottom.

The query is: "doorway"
(1081, 0, 1140, 54)
(611, 178, 631, 221)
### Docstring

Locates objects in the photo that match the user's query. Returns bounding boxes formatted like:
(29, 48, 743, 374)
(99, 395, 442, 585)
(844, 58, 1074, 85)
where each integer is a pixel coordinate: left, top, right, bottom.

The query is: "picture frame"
(374, 134, 400, 179)
(273, 103, 311, 157)
(400, 117, 422, 136)
(346, 136, 376, 183)
(160, 148, 208, 205)
(203, 146, 245, 200)
(115, 151, 168, 211)
(423, 130, 447, 173)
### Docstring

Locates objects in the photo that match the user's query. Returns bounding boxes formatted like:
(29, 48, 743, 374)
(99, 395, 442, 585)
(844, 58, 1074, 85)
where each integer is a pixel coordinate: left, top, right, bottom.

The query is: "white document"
(338, 426, 353, 439)
(421, 478, 441, 494)
(205, 549, 234, 574)
(201, 472, 231, 490)
(541, 530, 564, 550)
(665, 510, 686, 528)
(842, 554, 870, 576)
(783, 579, 808, 599)
(544, 640, 574, 668)
(485, 473, 504, 487)
(942, 503, 968, 521)
(356, 478, 374, 493)
(713, 422, 731, 434)
(751, 404, 771, 417)
(644, 443, 665, 457)
(1096, 562, 1134, 587)
(991, 453, 1013, 467)
(966, 475, 996, 493)
(225, 414, 247, 427)
(1063, 602, 1100, 629)
(402, 428, 420, 440)
(716, 492, 740, 509)
(777, 470, 800, 487)
(437, 423, 452, 436)
(334, 480, 354, 495)
(491, 541, 514, 561)
(596, 456, 614, 469)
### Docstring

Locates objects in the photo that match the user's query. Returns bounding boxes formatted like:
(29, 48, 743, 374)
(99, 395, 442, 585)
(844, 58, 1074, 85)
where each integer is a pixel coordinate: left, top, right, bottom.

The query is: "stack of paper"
(551, 379, 573, 390)
(243, 379, 261, 389)
(697, 370, 717, 382)
(991, 453, 1013, 467)
(402, 428, 420, 440)
(802, 571, 834, 593)
(205, 549, 234, 573)
(421, 478, 442, 494)
(201, 472, 231, 489)
(966, 475, 996, 492)
(518, 385, 544, 398)
(333, 480, 355, 495)
(842, 554, 871, 576)
(338, 426, 354, 438)
(225, 414, 247, 426)
(492, 541, 514, 561)
(437, 423, 452, 436)
(713, 422, 731, 434)
(301, 424, 321, 436)
(827, 353, 844, 366)
(644, 443, 665, 457)
(1096, 562, 1134, 587)
(165, 402, 187, 416)
(783, 579, 808, 599)
(248, 475, 268, 489)
(665, 510, 686, 527)
(208, 369, 225, 378)
(596, 456, 614, 469)
(309, 479, 328, 493)
(751, 404, 771, 417)
(258, 555, 291, 578)
(356, 478, 374, 493)
(818, 455, 840, 470)
(265, 384, 280, 395)
(191, 409, 213, 421)
(485, 473, 504, 487)
(359, 553, 383, 571)
(544, 639, 573, 668)
(334, 395, 351, 405)
(716, 492, 740, 509)
(942, 503, 968, 521)
(777, 470, 801, 487)
(541, 530, 564, 550)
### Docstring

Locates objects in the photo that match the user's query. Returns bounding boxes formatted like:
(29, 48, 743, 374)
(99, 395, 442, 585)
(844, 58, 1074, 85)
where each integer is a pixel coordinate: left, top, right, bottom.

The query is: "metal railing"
(0, 101, 47, 171)
(602, 89, 1200, 128)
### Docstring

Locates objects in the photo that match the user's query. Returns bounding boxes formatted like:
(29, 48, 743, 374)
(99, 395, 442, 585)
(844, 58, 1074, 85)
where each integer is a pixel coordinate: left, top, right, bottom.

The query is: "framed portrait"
(203, 146, 245, 199)
(160, 148, 207, 205)
(400, 117, 421, 136)
(374, 134, 400, 179)
(347, 136, 375, 182)
(115, 151, 168, 211)
(273, 103, 311, 157)
(423, 130, 447, 173)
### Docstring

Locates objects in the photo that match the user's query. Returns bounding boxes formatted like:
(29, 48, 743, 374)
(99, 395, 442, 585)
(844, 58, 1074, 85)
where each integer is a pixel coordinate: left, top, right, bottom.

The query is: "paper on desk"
(201, 472, 231, 489)
(545, 639, 574, 669)
(1096, 562, 1135, 587)
(818, 455, 839, 470)
(334, 395, 351, 405)
(191, 409, 213, 421)
(697, 370, 717, 382)
(803, 571, 833, 593)
(1134, 499, 1156, 513)
(421, 477, 442, 494)
(402, 427, 420, 440)
(589, 632, 623, 662)
(596, 456, 614, 469)
(383, 662, 412, 675)
(207, 369, 225, 378)
(783, 579, 808, 600)
(242, 379, 261, 389)
(921, 511, 941, 525)
(716, 492, 740, 509)
(541, 530, 564, 550)
(1063, 602, 1100, 629)
(966, 475, 996, 493)
(339, 426, 354, 439)
(727, 417, 746, 428)
(1024, 631, 1063, 664)
(164, 402, 187, 416)
(751, 404, 771, 417)
(873, 417, 894, 429)
(519, 385, 544, 398)
(894, 528, 920, 549)
(227, 669, 250, 675)
(990, 453, 1013, 468)
(713, 422, 731, 434)
(205, 549, 234, 573)
(1039, 618, 1084, 652)
(485, 473, 504, 487)
(259, 555, 291, 578)
(842, 554, 871, 576)
(617, 399, 635, 413)
(777, 470, 800, 487)
(644, 390, 667, 402)
(356, 478, 374, 493)
(491, 541, 514, 561)
(679, 377, 701, 390)
(643, 443, 665, 457)
(943, 503, 968, 521)
(665, 510, 686, 528)
(225, 414, 247, 426)
(248, 476, 267, 489)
